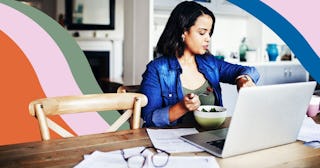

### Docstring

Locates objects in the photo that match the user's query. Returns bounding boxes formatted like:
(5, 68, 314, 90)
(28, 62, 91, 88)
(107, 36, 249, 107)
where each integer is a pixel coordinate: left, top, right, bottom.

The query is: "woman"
(140, 1, 260, 127)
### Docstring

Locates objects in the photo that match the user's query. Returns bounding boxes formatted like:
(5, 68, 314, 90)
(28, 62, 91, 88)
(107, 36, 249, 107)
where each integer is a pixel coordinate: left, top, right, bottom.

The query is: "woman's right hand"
(168, 93, 201, 122)
(183, 93, 201, 112)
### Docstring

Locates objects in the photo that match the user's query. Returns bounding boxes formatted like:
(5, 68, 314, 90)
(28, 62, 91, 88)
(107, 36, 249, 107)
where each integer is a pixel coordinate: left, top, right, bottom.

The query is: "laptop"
(180, 82, 316, 158)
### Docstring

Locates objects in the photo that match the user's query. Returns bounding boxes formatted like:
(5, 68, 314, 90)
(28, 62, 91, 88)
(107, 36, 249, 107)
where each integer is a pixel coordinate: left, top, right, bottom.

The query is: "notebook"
(180, 82, 316, 158)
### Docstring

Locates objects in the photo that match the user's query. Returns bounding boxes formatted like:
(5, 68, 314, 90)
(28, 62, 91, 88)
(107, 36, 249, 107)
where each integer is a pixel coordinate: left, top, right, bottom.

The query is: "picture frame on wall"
(65, 0, 115, 30)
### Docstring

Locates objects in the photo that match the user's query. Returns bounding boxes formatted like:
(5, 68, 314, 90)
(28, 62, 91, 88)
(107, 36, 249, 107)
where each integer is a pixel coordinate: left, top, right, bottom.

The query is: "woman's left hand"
(236, 75, 256, 91)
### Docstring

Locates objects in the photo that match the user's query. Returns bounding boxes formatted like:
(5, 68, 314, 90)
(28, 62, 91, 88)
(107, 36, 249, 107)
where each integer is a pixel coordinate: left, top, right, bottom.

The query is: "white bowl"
(194, 105, 227, 129)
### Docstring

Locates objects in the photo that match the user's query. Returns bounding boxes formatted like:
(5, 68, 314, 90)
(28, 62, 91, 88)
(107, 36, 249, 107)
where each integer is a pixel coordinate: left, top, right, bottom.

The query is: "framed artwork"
(65, 0, 115, 30)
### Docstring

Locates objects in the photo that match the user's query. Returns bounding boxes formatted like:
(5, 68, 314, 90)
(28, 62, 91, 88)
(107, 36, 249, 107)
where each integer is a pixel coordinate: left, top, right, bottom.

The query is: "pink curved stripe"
(0, 3, 109, 135)
(261, 0, 320, 56)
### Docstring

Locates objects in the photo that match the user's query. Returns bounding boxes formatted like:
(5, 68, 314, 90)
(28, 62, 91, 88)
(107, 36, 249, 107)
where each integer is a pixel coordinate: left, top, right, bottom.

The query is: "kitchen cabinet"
(250, 61, 308, 85)
(221, 61, 308, 116)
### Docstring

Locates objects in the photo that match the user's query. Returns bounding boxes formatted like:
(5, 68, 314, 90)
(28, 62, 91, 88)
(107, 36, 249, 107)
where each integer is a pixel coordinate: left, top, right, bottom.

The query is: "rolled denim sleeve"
(150, 106, 178, 127)
(151, 106, 170, 126)
(216, 59, 260, 84)
(140, 61, 168, 127)
(245, 67, 260, 84)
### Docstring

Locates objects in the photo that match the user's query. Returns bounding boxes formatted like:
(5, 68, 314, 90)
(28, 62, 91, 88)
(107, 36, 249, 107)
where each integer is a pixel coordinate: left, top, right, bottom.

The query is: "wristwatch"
(235, 75, 251, 83)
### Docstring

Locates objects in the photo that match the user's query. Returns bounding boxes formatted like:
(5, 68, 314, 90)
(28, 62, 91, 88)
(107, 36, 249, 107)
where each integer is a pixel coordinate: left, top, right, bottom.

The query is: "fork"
(187, 92, 210, 99)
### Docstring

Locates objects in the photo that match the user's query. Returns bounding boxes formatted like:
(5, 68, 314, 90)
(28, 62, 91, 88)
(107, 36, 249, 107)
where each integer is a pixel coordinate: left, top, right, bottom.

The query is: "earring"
(181, 35, 185, 42)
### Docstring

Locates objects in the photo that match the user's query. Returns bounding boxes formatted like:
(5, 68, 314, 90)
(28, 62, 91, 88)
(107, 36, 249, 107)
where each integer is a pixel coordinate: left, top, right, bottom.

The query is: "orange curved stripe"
(0, 30, 76, 145)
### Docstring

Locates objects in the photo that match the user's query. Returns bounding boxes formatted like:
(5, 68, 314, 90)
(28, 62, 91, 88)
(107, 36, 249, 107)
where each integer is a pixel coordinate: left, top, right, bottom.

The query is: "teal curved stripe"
(0, 0, 128, 130)
(229, 0, 320, 83)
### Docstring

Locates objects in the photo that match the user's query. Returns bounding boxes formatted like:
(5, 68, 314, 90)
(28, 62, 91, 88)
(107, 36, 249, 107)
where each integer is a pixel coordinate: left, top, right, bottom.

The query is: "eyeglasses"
(121, 146, 170, 168)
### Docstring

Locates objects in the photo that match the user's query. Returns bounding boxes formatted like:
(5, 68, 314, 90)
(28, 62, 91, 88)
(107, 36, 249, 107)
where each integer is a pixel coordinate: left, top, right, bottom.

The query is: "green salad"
(201, 107, 220, 112)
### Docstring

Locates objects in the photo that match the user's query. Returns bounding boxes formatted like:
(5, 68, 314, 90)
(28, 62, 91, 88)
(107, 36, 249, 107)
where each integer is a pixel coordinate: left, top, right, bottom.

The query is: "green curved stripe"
(1, 0, 128, 130)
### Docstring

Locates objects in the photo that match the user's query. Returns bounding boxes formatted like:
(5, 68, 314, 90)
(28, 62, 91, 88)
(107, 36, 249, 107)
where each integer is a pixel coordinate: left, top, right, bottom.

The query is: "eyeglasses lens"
(127, 155, 145, 168)
(152, 152, 169, 167)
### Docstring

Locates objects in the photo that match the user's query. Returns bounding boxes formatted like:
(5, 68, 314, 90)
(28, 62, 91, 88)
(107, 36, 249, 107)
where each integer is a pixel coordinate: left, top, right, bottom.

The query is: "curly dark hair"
(156, 1, 215, 58)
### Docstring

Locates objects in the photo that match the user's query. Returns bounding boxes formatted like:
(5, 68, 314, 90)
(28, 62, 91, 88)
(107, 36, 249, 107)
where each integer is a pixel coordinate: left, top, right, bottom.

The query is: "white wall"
(123, 0, 153, 85)
(247, 17, 286, 62)
(56, 0, 64, 19)
(211, 14, 247, 57)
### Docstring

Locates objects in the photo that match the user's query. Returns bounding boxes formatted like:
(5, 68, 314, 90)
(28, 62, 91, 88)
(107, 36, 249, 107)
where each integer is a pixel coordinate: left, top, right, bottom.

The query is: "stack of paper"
(298, 116, 320, 142)
(74, 146, 219, 168)
(146, 128, 203, 153)
(74, 147, 145, 168)
(298, 116, 320, 148)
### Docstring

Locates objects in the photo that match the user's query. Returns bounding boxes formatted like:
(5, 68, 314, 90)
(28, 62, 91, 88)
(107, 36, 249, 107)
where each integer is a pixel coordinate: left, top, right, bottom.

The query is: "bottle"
(239, 37, 248, 62)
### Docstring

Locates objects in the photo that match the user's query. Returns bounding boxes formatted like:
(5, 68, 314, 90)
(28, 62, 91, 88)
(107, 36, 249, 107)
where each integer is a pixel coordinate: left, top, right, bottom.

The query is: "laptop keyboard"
(206, 139, 225, 150)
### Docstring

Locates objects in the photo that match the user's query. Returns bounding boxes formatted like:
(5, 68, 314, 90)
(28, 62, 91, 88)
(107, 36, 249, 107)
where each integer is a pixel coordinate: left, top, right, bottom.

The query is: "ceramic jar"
(266, 43, 278, 61)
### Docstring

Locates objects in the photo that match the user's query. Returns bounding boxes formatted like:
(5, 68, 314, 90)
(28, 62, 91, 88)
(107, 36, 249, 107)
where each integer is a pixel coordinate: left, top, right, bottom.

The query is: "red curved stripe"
(0, 30, 76, 145)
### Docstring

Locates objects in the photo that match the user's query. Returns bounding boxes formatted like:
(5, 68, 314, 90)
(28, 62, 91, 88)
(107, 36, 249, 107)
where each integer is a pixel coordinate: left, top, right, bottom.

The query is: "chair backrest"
(29, 93, 148, 141)
(117, 85, 144, 127)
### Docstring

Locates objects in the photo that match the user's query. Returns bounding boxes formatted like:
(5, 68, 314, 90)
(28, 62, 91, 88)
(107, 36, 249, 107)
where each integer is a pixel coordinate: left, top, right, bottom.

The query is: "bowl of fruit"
(194, 105, 227, 129)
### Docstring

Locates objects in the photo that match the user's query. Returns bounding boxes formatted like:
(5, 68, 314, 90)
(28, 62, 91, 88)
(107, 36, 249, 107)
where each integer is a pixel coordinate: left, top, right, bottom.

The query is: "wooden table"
(1, 128, 320, 168)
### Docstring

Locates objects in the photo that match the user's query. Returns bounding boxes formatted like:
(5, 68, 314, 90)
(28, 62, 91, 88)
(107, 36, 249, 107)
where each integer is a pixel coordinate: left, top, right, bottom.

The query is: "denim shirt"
(140, 54, 260, 127)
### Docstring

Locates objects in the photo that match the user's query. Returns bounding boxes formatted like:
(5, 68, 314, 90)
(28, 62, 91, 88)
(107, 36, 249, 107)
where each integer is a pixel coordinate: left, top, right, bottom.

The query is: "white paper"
(297, 116, 320, 142)
(74, 147, 219, 168)
(74, 151, 126, 168)
(147, 128, 203, 153)
(74, 147, 147, 168)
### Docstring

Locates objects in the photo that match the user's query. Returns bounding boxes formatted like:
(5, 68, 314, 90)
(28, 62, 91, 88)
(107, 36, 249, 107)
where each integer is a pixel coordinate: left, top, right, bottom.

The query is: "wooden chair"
(117, 85, 144, 127)
(29, 93, 148, 141)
